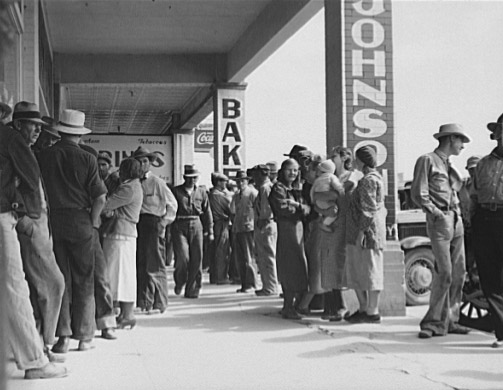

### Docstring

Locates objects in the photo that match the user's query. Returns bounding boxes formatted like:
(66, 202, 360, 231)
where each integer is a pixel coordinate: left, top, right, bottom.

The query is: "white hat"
(53, 109, 92, 135)
(433, 123, 471, 143)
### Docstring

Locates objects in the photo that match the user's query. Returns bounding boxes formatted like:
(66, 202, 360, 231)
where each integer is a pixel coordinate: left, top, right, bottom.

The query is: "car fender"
(400, 236, 431, 251)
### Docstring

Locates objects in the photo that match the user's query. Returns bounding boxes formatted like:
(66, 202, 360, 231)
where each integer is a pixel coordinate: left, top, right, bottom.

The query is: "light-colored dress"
(319, 170, 359, 290)
(102, 179, 143, 302)
(345, 168, 387, 291)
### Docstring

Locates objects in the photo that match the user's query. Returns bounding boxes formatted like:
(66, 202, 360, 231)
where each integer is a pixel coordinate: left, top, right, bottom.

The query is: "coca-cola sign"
(194, 126, 214, 153)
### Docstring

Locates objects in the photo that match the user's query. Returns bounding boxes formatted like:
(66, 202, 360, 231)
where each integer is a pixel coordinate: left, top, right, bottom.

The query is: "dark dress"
(269, 180, 308, 293)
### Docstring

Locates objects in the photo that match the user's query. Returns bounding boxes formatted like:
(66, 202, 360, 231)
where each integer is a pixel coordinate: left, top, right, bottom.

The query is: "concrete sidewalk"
(6, 274, 503, 390)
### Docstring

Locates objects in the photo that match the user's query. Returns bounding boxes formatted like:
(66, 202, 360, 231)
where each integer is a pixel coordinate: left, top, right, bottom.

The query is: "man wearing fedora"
(39, 109, 108, 353)
(172, 165, 213, 298)
(411, 123, 472, 339)
(10, 102, 66, 361)
(251, 164, 278, 296)
(133, 146, 177, 313)
(470, 114, 503, 348)
(0, 103, 68, 378)
(32, 116, 61, 154)
(230, 170, 258, 293)
(208, 172, 233, 285)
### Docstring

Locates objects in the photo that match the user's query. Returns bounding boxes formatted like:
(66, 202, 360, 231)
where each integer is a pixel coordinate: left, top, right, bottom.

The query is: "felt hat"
(234, 170, 250, 181)
(183, 164, 200, 177)
(355, 145, 377, 168)
(12, 102, 46, 125)
(41, 116, 61, 139)
(212, 172, 228, 181)
(98, 151, 113, 165)
(284, 144, 313, 160)
(132, 146, 158, 162)
(53, 109, 92, 135)
(252, 164, 270, 175)
(433, 123, 471, 143)
(465, 155, 481, 170)
(487, 113, 503, 132)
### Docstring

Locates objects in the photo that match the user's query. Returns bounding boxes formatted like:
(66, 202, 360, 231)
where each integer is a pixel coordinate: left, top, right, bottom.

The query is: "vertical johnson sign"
(214, 87, 246, 178)
(344, 0, 396, 234)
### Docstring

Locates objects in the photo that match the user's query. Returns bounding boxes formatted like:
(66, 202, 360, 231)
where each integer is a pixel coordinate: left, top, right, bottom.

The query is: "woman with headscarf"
(344, 145, 387, 324)
(101, 158, 143, 329)
(268, 159, 310, 319)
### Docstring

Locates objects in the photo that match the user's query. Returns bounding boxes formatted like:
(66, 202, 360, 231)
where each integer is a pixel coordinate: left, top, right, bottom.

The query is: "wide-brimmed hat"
(487, 113, 503, 132)
(433, 123, 471, 143)
(132, 146, 157, 162)
(41, 116, 61, 139)
(0, 102, 12, 119)
(234, 170, 250, 181)
(12, 102, 46, 125)
(98, 151, 113, 165)
(183, 164, 200, 177)
(465, 155, 481, 170)
(53, 109, 92, 135)
(284, 144, 310, 158)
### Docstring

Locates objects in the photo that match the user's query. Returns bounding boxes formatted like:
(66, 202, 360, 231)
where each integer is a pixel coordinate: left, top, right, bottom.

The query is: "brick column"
(325, 0, 405, 315)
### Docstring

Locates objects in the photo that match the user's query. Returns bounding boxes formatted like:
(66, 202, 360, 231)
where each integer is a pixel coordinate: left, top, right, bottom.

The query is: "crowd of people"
(1, 98, 502, 380)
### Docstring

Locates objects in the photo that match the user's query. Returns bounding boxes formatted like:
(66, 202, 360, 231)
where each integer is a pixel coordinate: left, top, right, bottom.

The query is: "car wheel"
(404, 247, 434, 306)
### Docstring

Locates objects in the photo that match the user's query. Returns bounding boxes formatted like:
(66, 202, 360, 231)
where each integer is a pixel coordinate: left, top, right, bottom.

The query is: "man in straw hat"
(411, 123, 472, 339)
(38, 109, 108, 353)
(470, 113, 503, 347)
(171, 164, 213, 298)
(0, 104, 68, 379)
(11, 102, 67, 362)
(132, 146, 177, 313)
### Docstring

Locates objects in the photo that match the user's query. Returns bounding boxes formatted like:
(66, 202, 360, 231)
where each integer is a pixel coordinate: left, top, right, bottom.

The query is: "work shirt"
(254, 178, 274, 223)
(208, 187, 232, 222)
(472, 148, 503, 205)
(0, 124, 42, 217)
(140, 171, 177, 223)
(38, 138, 107, 210)
(172, 184, 213, 235)
(411, 148, 462, 215)
(231, 185, 258, 233)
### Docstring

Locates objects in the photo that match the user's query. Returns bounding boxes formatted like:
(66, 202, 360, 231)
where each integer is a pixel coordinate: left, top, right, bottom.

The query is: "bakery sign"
(194, 123, 213, 153)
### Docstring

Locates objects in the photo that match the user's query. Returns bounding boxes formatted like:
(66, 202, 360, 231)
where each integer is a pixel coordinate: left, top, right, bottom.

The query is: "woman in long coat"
(101, 158, 143, 329)
(345, 145, 387, 324)
(269, 159, 310, 319)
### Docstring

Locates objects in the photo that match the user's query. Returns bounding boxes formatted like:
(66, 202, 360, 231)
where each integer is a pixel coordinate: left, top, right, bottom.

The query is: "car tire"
(404, 247, 435, 306)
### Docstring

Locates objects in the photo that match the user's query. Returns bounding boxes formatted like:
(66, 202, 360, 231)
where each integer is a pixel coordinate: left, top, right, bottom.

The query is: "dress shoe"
(282, 309, 303, 320)
(344, 311, 367, 324)
(184, 294, 199, 299)
(78, 339, 95, 351)
(448, 324, 471, 335)
(117, 318, 136, 330)
(491, 339, 503, 348)
(51, 337, 69, 354)
(101, 328, 117, 340)
(24, 363, 68, 380)
(418, 329, 434, 339)
(365, 313, 381, 324)
(236, 287, 253, 293)
(295, 307, 311, 316)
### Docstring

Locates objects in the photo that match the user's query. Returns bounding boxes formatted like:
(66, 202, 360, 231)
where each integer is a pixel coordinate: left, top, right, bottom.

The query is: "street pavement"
(6, 270, 503, 390)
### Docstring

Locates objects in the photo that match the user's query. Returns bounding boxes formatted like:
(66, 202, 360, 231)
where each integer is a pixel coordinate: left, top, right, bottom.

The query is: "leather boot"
(51, 337, 70, 354)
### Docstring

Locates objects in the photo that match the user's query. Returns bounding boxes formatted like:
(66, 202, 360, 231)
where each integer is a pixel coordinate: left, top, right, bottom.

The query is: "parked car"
(397, 183, 434, 306)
